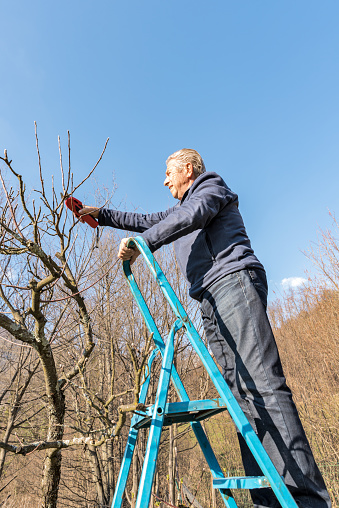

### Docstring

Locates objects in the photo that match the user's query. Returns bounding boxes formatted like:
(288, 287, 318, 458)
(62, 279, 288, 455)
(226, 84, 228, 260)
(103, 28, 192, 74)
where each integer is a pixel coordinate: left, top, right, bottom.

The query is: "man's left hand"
(118, 238, 140, 265)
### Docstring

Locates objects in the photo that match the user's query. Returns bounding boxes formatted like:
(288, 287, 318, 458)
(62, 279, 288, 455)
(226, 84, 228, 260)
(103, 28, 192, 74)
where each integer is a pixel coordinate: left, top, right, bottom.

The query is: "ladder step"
(213, 476, 271, 489)
(133, 398, 227, 429)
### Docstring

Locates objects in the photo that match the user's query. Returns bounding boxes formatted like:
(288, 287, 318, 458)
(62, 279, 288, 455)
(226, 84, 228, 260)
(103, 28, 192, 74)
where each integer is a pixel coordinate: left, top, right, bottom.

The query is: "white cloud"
(281, 277, 307, 290)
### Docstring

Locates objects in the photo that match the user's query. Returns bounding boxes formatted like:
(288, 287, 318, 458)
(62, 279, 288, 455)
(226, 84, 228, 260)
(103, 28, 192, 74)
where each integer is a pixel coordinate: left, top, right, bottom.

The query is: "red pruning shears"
(65, 197, 98, 228)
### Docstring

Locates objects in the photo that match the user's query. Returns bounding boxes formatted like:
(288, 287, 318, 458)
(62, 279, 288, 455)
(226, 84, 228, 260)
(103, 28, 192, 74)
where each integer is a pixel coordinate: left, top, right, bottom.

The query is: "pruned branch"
(0, 435, 110, 455)
(0, 313, 36, 346)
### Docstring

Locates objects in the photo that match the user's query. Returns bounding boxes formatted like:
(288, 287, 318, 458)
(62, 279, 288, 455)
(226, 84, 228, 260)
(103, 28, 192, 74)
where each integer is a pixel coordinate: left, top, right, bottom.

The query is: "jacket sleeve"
(98, 206, 178, 233)
(140, 174, 236, 252)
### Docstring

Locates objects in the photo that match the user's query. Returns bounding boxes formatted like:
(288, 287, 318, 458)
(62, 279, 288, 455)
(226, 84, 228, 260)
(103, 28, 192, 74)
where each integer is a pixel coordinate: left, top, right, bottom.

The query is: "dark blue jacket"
(98, 172, 264, 301)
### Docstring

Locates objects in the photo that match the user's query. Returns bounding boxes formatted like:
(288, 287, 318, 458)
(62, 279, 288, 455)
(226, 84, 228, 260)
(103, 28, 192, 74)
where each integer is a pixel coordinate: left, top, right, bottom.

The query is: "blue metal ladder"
(111, 236, 298, 508)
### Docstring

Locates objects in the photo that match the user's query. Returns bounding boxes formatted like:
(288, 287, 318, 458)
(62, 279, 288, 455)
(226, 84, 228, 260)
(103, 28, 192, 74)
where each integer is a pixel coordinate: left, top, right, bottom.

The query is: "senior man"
(79, 149, 330, 508)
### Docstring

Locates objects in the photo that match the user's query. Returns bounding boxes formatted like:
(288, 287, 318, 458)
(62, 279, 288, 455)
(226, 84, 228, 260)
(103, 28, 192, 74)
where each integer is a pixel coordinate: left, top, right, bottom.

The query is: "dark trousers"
(201, 269, 331, 508)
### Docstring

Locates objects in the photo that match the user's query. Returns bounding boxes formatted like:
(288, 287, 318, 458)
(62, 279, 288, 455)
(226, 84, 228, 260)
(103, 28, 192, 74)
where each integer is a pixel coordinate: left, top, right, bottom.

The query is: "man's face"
(164, 160, 190, 200)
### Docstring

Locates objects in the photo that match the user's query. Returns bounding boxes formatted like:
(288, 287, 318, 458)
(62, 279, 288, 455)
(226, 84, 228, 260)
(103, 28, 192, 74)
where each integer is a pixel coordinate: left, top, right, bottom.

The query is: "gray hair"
(166, 149, 206, 177)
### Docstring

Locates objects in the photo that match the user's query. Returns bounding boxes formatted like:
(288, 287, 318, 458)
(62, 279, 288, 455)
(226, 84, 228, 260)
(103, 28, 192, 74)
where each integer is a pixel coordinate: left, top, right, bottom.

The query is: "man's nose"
(164, 176, 169, 186)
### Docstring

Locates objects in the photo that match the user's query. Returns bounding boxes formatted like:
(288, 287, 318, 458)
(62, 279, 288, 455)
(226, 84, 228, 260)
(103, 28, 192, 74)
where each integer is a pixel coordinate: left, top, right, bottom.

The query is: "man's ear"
(185, 162, 194, 178)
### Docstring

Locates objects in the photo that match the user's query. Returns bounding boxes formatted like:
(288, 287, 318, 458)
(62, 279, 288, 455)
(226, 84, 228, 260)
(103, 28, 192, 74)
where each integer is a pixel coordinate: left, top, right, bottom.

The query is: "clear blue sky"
(1, 0, 338, 300)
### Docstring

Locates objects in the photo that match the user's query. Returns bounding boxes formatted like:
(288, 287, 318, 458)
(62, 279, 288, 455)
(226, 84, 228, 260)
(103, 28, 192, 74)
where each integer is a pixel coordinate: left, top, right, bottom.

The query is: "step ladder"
(111, 237, 298, 508)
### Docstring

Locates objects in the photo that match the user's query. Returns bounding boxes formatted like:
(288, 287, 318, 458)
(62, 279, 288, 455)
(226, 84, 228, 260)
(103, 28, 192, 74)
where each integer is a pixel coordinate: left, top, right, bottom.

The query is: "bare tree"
(0, 128, 150, 507)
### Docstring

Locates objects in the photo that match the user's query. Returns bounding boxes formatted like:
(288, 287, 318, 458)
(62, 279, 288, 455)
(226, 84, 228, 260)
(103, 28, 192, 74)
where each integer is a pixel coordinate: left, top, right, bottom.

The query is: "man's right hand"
(78, 206, 100, 220)
(118, 238, 140, 265)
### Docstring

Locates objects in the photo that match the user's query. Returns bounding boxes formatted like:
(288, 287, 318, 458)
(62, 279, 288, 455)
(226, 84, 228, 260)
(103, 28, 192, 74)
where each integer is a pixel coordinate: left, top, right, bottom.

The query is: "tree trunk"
(39, 344, 66, 508)
(106, 438, 115, 503)
(174, 425, 179, 505)
(0, 417, 14, 477)
(211, 472, 216, 508)
(168, 424, 175, 505)
(150, 469, 159, 508)
(131, 443, 139, 508)
(87, 445, 107, 507)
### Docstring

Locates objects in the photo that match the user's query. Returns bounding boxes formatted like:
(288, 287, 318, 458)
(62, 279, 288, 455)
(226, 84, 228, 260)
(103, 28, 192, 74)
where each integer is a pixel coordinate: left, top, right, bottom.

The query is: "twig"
(45, 233, 78, 291)
(25, 441, 43, 455)
(67, 131, 71, 193)
(40, 258, 120, 303)
(0, 284, 31, 290)
(71, 138, 109, 195)
(14, 432, 24, 447)
(189, 469, 205, 508)
(152, 493, 183, 508)
(34, 121, 45, 199)
(58, 135, 65, 194)
(0, 335, 33, 348)
(0, 172, 25, 241)
(0, 475, 17, 494)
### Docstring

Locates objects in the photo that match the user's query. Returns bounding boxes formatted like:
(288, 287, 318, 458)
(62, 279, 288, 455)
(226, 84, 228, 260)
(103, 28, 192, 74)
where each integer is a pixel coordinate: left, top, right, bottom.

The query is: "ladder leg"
(111, 350, 158, 508)
(134, 321, 178, 508)
(190, 421, 239, 508)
